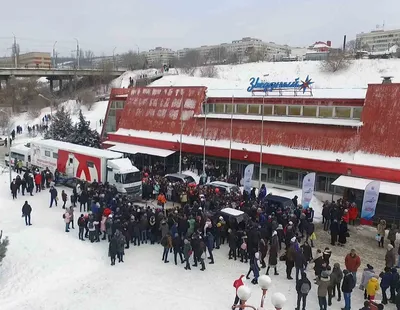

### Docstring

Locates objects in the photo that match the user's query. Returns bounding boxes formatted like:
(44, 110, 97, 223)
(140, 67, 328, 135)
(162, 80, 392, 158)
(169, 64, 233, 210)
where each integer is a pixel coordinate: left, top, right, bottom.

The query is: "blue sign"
(247, 75, 314, 93)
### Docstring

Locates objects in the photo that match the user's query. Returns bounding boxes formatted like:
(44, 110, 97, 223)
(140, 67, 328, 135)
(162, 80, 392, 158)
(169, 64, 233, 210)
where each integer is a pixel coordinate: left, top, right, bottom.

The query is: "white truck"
(5, 144, 32, 171)
(29, 139, 142, 198)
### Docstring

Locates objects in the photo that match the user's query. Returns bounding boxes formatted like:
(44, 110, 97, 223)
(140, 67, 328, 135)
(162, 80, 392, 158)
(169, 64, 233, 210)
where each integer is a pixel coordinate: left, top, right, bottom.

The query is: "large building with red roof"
(100, 81, 400, 219)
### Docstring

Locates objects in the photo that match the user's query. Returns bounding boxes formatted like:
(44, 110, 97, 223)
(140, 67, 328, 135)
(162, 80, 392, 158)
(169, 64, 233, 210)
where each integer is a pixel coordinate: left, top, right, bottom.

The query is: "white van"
(5, 144, 32, 170)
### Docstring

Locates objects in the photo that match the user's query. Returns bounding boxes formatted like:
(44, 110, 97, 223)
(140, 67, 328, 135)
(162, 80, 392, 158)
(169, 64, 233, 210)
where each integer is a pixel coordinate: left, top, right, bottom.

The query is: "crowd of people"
(10, 160, 399, 310)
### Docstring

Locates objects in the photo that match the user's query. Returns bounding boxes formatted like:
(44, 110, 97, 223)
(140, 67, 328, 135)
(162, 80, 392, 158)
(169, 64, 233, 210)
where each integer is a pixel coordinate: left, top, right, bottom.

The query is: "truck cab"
(5, 144, 32, 171)
(107, 158, 142, 199)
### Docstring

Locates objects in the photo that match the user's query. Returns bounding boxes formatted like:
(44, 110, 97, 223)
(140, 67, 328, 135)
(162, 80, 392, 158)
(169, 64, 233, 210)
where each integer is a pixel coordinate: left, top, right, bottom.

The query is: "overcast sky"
(1, 0, 399, 57)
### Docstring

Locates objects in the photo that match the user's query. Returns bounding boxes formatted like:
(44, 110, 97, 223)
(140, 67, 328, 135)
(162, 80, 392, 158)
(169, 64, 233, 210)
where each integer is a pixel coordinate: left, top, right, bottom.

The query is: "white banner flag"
(301, 172, 316, 209)
(361, 181, 380, 220)
(243, 164, 254, 194)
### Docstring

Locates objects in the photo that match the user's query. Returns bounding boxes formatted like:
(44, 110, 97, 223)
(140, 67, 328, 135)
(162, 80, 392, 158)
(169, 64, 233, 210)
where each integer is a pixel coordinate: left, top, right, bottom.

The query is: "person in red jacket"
(348, 203, 358, 225)
(34, 173, 42, 193)
(232, 274, 245, 309)
(345, 249, 361, 285)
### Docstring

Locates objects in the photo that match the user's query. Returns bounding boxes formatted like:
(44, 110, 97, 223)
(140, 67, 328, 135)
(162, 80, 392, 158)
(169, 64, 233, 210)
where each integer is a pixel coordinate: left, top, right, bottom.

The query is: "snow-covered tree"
(0, 230, 9, 265)
(45, 107, 74, 141)
(70, 110, 101, 148)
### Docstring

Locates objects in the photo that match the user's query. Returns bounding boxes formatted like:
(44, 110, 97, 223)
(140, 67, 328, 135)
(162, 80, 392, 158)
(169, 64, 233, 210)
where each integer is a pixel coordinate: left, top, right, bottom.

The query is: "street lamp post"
(1, 110, 13, 184)
(259, 94, 265, 188)
(234, 275, 286, 310)
(12, 33, 17, 68)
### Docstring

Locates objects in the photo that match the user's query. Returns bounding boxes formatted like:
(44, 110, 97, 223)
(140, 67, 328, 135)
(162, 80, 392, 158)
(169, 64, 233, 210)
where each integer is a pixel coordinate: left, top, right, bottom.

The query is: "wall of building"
(356, 29, 400, 52)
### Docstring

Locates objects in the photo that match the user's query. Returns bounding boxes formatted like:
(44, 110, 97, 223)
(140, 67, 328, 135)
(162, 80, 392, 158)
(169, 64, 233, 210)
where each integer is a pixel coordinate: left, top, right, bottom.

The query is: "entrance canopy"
(108, 142, 175, 158)
(332, 175, 400, 196)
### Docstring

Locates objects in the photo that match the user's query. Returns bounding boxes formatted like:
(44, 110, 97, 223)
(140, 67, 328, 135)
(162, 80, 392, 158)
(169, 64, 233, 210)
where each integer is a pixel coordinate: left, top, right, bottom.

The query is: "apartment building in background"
(176, 37, 291, 62)
(356, 28, 400, 52)
(0, 52, 52, 68)
(144, 47, 176, 66)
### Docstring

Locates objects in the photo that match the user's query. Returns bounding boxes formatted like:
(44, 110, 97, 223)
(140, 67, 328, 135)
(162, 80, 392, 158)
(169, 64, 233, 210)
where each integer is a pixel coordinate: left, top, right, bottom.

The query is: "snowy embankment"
(9, 100, 109, 137)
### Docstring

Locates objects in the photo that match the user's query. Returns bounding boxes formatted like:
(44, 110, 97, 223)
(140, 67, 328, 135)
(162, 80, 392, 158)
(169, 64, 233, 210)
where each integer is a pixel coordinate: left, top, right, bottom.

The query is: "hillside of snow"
(116, 59, 400, 94)
(9, 100, 108, 135)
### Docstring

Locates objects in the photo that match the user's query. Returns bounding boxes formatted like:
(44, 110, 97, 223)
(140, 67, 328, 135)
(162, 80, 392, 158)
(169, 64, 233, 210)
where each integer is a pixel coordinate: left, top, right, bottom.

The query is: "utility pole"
(113, 47, 117, 70)
(53, 41, 57, 68)
(74, 38, 80, 69)
(12, 33, 17, 68)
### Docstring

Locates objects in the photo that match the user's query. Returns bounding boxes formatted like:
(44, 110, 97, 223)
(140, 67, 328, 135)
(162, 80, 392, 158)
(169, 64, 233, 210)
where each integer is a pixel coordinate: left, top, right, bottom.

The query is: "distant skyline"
(1, 0, 399, 57)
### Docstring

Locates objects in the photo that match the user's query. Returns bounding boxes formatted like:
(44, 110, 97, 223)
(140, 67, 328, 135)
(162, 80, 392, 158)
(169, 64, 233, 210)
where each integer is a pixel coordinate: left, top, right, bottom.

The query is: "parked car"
(164, 173, 196, 185)
(207, 181, 240, 194)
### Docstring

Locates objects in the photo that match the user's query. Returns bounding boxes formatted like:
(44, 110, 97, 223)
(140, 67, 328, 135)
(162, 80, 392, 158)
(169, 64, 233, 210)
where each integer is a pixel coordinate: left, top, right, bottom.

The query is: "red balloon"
(215, 188, 220, 193)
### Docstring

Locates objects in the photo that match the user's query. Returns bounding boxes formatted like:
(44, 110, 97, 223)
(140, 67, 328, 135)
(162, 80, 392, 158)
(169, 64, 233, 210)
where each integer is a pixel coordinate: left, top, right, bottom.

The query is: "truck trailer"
(29, 139, 142, 198)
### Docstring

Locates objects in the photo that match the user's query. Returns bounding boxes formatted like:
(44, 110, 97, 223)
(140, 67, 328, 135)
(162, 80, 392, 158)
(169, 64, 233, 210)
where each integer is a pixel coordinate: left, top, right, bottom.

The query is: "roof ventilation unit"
(381, 76, 393, 84)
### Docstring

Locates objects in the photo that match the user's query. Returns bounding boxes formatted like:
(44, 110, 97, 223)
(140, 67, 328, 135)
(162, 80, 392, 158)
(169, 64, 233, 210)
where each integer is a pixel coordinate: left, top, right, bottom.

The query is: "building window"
(288, 106, 301, 116)
(316, 175, 328, 192)
(226, 104, 234, 114)
(215, 104, 225, 114)
(108, 109, 116, 116)
(283, 170, 300, 187)
(53, 152, 58, 159)
(207, 104, 215, 113)
(334, 107, 351, 118)
(268, 168, 283, 183)
(45, 150, 51, 157)
(248, 105, 260, 114)
(352, 107, 362, 119)
(274, 105, 286, 116)
(237, 104, 248, 114)
(303, 106, 317, 117)
(318, 106, 333, 118)
(262, 105, 273, 115)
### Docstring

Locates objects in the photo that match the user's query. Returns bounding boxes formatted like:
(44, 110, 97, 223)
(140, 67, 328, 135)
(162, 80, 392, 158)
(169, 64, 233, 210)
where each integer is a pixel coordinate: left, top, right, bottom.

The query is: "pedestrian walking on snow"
(21, 201, 32, 226)
(49, 186, 58, 208)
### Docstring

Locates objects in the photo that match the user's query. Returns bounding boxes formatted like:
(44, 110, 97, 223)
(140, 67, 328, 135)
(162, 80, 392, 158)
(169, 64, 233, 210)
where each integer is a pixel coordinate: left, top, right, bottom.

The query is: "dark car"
(265, 195, 295, 210)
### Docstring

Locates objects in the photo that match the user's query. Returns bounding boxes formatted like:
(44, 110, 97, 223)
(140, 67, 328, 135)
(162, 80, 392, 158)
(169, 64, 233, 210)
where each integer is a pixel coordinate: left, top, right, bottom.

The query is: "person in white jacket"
(64, 211, 71, 232)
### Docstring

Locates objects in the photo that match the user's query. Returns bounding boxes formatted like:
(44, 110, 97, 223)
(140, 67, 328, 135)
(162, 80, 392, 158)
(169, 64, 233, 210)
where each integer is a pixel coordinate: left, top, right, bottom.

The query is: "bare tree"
(199, 65, 219, 78)
(320, 52, 351, 73)
(77, 89, 96, 111)
(346, 40, 356, 54)
(120, 51, 146, 70)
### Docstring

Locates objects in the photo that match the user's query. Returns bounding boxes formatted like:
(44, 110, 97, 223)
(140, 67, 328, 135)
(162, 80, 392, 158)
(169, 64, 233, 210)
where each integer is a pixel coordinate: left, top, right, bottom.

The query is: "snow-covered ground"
(0, 171, 392, 310)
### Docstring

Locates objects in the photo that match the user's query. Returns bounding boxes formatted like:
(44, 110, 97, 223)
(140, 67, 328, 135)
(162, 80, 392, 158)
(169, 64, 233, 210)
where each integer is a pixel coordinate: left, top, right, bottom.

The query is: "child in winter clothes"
(360, 264, 376, 299)
(366, 275, 379, 300)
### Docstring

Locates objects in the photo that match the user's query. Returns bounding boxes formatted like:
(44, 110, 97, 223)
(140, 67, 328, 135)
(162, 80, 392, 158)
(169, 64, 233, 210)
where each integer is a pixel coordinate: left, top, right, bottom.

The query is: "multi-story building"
(144, 47, 175, 66)
(0, 52, 52, 68)
(356, 28, 400, 52)
(177, 37, 290, 62)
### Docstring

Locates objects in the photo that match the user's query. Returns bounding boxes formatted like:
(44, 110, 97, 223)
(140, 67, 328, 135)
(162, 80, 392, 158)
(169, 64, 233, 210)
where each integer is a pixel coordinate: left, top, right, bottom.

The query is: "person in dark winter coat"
(342, 269, 355, 310)
(172, 233, 184, 265)
(246, 252, 260, 285)
(330, 219, 339, 246)
(228, 229, 237, 260)
(259, 238, 268, 269)
(296, 272, 311, 310)
(285, 241, 295, 280)
(328, 263, 343, 305)
(206, 231, 215, 264)
(390, 268, 399, 303)
(10, 179, 18, 199)
(77, 214, 85, 240)
(109, 235, 118, 265)
(301, 241, 313, 264)
(192, 232, 206, 271)
(294, 248, 307, 282)
(388, 224, 398, 247)
(380, 267, 393, 304)
(385, 244, 396, 268)
(114, 230, 126, 263)
(266, 231, 279, 275)
(338, 220, 349, 246)
(21, 201, 32, 226)
(183, 238, 192, 270)
(313, 249, 325, 279)
(49, 186, 58, 208)
(61, 190, 67, 209)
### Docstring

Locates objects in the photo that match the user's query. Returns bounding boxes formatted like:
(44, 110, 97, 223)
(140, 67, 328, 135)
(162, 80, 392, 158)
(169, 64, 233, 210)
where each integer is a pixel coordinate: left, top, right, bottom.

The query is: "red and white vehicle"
(29, 139, 142, 197)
